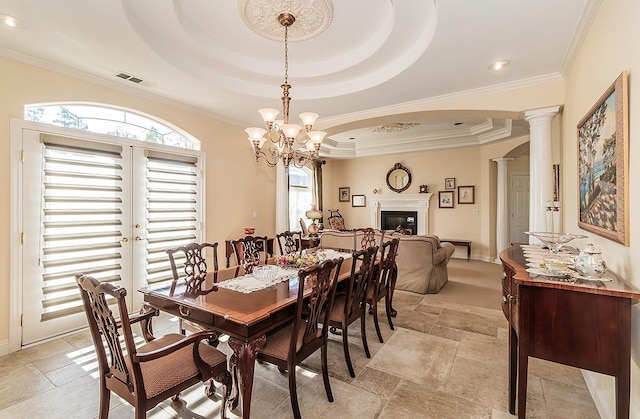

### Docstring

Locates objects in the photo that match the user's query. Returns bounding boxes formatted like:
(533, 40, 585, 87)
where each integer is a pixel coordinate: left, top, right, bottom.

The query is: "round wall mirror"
(386, 163, 412, 193)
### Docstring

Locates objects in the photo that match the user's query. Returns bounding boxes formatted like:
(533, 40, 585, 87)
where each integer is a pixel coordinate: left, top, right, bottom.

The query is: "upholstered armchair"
(386, 233, 455, 294)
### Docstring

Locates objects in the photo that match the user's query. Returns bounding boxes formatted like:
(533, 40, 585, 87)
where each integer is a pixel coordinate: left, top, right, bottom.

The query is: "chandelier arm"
(255, 150, 279, 167)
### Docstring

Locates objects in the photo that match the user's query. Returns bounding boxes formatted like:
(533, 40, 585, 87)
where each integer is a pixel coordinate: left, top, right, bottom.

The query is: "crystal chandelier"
(245, 12, 326, 171)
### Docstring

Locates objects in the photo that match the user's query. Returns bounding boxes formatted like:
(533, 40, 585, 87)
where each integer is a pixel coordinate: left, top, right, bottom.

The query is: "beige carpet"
(421, 258, 503, 310)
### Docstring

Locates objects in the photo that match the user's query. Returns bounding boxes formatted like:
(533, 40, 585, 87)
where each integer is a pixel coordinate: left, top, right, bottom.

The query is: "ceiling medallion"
(373, 123, 421, 133)
(239, 0, 333, 42)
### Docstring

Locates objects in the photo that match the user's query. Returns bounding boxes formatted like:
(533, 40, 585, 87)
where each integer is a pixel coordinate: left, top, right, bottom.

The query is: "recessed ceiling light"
(0, 13, 26, 29)
(489, 60, 510, 71)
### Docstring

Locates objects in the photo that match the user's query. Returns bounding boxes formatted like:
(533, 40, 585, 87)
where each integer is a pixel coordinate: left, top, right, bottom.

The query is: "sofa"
(319, 229, 455, 294)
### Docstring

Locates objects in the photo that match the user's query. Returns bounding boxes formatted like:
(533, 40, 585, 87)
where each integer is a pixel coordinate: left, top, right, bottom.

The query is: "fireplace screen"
(381, 211, 417, 235)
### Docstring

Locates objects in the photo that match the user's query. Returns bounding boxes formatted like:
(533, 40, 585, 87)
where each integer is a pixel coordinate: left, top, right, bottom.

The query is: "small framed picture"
(438, 191, 454, 208)
(351, 194, 366, 207)
(458, 185, 475, 204)
(339, 187, 350, 202)
(445, 178, 456, 190)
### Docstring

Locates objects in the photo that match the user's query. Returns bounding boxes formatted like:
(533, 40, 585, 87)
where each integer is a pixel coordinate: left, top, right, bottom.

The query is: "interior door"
(20, 127, 204, 345)
(509, 173, 530, 244)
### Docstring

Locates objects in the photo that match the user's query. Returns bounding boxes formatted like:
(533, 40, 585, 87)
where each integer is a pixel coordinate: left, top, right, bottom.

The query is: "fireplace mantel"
(366, 193, 433, 235)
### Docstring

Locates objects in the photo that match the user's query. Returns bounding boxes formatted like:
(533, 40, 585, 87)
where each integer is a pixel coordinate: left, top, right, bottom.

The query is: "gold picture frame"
(577, 71, 629, 245)
(351, 194, 366, 207)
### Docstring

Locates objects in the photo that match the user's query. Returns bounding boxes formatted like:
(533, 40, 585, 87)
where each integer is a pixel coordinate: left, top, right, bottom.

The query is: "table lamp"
(305, 204, 322, 236)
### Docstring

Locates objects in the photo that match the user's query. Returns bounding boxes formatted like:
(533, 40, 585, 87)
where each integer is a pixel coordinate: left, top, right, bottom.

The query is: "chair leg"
(321, 342, 333, 402)
(341, 324, 355, 378)
(360, 313, 370, 359)
(372, 298, 383, 343)
(135, 406, 146, 419)
(288, 362, 302, 419)
(98, 380, 111, 419)
(385, 293, 394, 330)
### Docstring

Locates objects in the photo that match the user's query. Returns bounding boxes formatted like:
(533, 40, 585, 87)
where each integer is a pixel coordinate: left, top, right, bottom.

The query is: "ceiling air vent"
(115, 72, 144, 84)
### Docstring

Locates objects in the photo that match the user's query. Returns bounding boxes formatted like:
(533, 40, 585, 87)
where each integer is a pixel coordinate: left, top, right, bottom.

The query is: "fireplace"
(381, 211, 417, 235)
(367, 193, 433, 235)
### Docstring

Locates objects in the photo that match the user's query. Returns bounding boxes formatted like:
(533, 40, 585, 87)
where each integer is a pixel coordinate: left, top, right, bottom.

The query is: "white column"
(275, 165, 289, 234)
(524, 106, 559, 243)
(493, 158, 513, 260)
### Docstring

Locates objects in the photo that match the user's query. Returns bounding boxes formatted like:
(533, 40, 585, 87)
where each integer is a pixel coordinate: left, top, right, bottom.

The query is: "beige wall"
(0, 56, 277, 345)
(562, 0, 640, 415)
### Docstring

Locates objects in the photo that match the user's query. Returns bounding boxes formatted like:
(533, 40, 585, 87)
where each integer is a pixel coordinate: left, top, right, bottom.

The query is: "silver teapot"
(574, 243, 607, 277)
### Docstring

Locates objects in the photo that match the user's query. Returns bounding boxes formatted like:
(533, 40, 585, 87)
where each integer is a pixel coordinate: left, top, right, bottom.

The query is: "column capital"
(492, 157, 515, 164)
(524, 106, 560, 123)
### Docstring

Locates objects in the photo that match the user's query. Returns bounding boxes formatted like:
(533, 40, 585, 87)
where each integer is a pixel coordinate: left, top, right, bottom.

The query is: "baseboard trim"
(0, 340, 8, 357)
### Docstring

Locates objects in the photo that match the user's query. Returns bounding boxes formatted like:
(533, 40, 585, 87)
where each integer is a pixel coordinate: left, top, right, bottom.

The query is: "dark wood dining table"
(139, 256, 353, 418)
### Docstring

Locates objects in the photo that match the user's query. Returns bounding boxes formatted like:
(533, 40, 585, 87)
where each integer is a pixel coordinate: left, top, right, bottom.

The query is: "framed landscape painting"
(577, 71, 629, 245)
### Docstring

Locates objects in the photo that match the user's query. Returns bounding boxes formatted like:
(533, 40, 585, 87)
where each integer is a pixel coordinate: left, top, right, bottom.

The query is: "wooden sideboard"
(500, 245, 640, 418)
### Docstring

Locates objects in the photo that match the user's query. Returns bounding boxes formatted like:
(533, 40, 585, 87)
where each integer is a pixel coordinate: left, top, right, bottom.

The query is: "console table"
(441, 239, 471, 261)
(500, 245, 640, 418)
(224, 238, 274, 268)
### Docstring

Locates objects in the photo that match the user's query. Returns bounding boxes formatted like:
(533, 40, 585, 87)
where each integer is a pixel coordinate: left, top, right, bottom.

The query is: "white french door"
(20, 126, 204, 345)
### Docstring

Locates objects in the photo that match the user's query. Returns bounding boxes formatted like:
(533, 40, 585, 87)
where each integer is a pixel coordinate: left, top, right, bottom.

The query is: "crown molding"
(560, 0, 602, 77)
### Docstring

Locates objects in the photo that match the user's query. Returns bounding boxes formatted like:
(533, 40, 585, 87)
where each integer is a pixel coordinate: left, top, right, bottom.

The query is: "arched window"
(24, 103, 199, 149)
(289, 166, 314, 231)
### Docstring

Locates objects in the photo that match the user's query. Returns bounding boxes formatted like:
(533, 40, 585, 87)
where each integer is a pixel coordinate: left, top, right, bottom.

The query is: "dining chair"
(166, 242, 225, 341)
(231, 235, 269, 274)
(328, 245, 378, 377)
(299, 218, 309, 236)
(256, 258, 343, 419)
(354, 227, 384, 250)
(75, 274, 231, 419)
(276, 230, 302, 255)
(326, 209, 346, 230)
(166, 242, 219, 295)
(366, 237, 400, 343)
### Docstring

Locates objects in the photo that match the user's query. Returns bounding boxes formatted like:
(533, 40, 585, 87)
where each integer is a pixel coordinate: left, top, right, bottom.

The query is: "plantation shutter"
(144, 151, 203, 285)
(38, 135, 126, 321)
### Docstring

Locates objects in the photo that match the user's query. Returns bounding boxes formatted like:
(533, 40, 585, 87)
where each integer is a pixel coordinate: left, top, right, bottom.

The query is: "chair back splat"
(75, 273, 231, 419)
(231, 235, 268, 274)
(166, 242, 219, 295)
(276, 230, 302, 255)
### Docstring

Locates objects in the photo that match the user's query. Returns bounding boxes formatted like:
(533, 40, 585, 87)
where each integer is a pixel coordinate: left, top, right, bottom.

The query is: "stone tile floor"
(0, 289, 601, 418)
